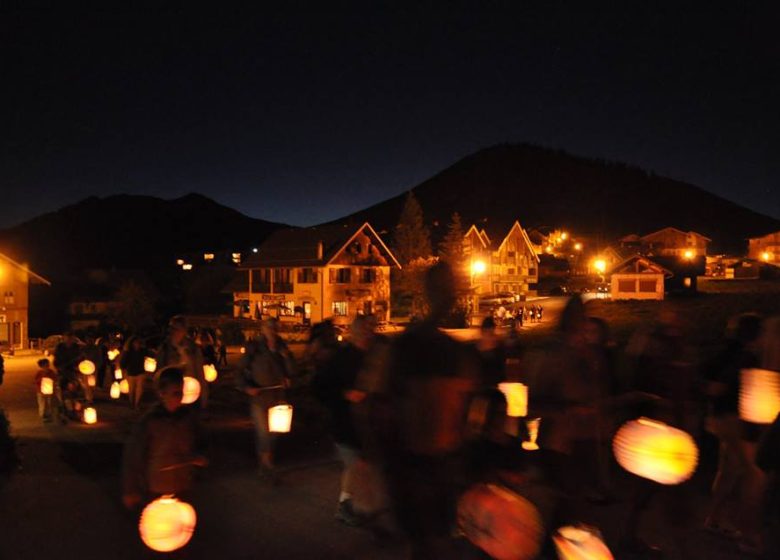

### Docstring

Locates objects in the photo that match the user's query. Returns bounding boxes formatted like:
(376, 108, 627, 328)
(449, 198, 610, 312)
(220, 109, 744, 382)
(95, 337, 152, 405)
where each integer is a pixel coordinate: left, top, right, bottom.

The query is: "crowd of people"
(25, 263, 780, 558)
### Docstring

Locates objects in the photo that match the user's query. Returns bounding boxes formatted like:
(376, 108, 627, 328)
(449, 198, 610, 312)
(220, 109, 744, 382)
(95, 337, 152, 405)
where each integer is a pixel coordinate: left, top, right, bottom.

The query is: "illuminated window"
(232, 253, 242, 264)
(332, 301, 348, 316)
(204, 253, 215, 262)
(182, 263, 193, 271)
(3, 291, 14, 304)
(281, 301, 295, 316)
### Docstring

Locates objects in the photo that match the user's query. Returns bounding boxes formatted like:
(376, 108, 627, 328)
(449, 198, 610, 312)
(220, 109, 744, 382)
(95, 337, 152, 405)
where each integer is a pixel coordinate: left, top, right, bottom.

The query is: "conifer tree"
(392, 191, 432, 265)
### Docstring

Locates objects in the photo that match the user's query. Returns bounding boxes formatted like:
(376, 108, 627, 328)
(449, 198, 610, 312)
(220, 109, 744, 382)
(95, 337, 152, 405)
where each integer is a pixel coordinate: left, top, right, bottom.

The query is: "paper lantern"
(498, 382, 528, 417)
(107, 349, 120, 361)
(181, 377, 201, 405)
(613, 417, 698, 485)
(83, 407, 97, 424)
(139, 495, 197, 552)
(553, 525, 614, 560)
(522, 417, 541, 451)
(739, 368, 780, 424)
(268, 404, 293, 433)
(78, 360, 96, 375)
(120, 379, 130, 394)
(114, 368, 123, 380)
(40, 377, 54, 395)
(457, 483, 544, 560)
(239, 346, 246, 354)
(203, 364, 218, 383)
(87, 374, 96, 387)
(144, 357, 157, 373)
(110, 382, 121, 399)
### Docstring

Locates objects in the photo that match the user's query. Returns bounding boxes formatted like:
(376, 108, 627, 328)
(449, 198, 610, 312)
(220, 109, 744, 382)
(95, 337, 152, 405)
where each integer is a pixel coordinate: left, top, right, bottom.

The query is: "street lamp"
(761, 251, 771, 262)
(574, 242, 582, 251)
(683, 249, 695, 261)
(593, 259, 606, 274)
(471, 260, 486, 275)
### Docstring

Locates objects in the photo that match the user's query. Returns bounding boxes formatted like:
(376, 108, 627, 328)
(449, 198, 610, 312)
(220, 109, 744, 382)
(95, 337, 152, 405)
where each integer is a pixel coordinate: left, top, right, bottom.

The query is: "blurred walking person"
(156, 316, 207, 410)
(236, 318, 295, 480)
(380, 262, 480, 559)
(121, 336, 149, 410)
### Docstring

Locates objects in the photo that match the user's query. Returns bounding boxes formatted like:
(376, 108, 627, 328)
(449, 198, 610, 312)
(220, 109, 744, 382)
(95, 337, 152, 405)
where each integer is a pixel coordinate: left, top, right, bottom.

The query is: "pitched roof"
(609, 254, 673, 277)
(239, 222, 400, 269)
(495, 221, 540, 263)
(0, 252, 51, 285)
(641, 227, 712, 242)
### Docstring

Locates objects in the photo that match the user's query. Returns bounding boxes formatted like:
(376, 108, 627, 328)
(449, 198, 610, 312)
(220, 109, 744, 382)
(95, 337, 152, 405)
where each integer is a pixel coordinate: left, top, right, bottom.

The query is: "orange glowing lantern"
(739, 368, 780, 424)
(457, 483, 544, 560)
(40, 377, 54, 395)
(268, 404, 293, 433)
(553, 525, 614, 560)
(78, 360, 96, 375)
(120, 379, 130, 394)
(239, 346, 246, 354)
(114, 368, 123, 380)
(110, 382, 121, 399)
(139, 495, 197, 552)
(498, 382, 528, 417)
(107, 349, 120, 361)
(83, 407, 97, 424)
(144, 357, 157, 373)
(203, 364, 218, 383)
(181, 376, 201, 405)
(613, 417, 698, 485)
(87, 374, 96, 387)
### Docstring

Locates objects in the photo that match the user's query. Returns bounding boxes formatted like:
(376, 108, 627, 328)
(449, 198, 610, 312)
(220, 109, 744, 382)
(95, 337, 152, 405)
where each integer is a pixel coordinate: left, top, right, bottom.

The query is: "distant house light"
(204, 253, 214, 262)
(182, 263, 193, 271)
(683, 249, 695, 260)
(176, 259, 185, 266)
(684, 277, 692, 288)
(762, 251, 771, 262)
(574, 242, 583, 251)
(252, 248, 259, 253)
(232, 252, 241, 264)
(560, 232, 568, 241)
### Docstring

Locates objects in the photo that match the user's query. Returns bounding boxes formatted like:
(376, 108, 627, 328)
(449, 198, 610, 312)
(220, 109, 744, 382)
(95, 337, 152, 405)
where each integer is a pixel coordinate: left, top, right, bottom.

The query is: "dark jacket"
(236, 337, 294, 407)
(122, 403, 205, 497)
(54, 342, 81, 378)
(312, 344, 365, 447)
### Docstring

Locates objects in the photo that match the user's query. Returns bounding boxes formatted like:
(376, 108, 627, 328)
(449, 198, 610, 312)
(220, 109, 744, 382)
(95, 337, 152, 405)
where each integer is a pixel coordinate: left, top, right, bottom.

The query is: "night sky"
(3, 4, 779, 229)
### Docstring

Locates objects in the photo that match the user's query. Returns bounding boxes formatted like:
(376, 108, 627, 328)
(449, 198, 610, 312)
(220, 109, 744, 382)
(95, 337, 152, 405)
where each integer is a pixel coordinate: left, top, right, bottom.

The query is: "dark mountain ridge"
(0, 193, 286, 279)
(328, 143, 780, 253)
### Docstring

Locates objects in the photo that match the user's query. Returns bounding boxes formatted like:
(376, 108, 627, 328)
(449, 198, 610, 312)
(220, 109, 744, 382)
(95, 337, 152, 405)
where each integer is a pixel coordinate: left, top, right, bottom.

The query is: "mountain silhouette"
(0, 193, 286, 280)
(327, 143, 779, 253)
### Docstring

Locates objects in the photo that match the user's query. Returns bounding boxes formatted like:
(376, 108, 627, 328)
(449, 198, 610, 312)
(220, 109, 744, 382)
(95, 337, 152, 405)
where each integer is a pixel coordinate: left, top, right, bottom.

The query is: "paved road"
(0, 333, 762, 559)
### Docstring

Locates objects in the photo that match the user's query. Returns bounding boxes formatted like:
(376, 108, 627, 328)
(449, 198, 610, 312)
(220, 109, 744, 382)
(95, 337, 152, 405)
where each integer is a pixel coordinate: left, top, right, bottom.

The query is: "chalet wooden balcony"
(249, 283, 270, 294)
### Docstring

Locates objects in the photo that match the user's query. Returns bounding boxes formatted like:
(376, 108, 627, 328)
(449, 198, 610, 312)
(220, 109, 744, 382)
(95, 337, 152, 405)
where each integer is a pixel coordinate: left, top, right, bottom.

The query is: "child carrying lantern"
(121, 367, 208, 511)
(34, 358, 57, 423)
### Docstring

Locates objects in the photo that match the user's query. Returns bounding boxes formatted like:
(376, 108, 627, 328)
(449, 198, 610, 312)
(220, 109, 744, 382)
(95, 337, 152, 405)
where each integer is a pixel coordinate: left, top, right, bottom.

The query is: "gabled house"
(0, 252, 50, 350)
(233, 222, 400, 325)
(464, 220, 539, 299)
(609, 255, 672, 301)
(640, 227, 711, 259)
(748, 230, 780, 267)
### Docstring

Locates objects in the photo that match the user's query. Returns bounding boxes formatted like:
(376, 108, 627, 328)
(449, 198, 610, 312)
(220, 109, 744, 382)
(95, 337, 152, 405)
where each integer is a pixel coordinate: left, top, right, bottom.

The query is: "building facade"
(609, 255, 671, 301)
(0, 253, 50, 350)
(464, 221, 539, 300)
(232, 223, 399, 325)
(748, 231, 780, 267)
(640, 227, 711, 259)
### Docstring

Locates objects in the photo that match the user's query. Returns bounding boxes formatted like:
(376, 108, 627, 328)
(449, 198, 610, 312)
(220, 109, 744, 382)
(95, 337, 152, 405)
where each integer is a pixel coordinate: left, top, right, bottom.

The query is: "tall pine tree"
(392, 191, 432, 265)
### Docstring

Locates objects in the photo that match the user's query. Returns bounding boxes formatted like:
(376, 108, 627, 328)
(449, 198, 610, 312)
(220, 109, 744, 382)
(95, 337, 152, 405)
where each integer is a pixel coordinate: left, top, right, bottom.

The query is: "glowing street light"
(593, 259, 607, 274)
(471, 260, 486, 275)
(560, 232, 568, 241)
(761, 251, 771, 262)
(683, 249, 695, 260)
(574, 242, 583, 251)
